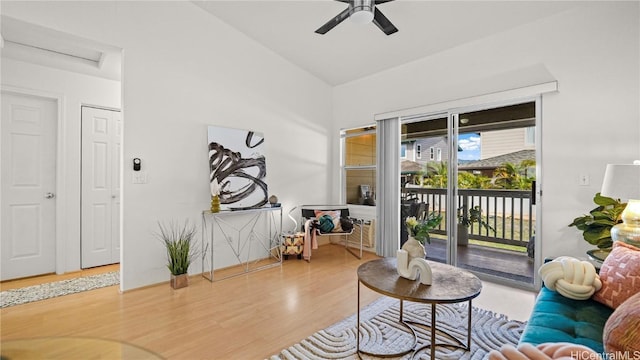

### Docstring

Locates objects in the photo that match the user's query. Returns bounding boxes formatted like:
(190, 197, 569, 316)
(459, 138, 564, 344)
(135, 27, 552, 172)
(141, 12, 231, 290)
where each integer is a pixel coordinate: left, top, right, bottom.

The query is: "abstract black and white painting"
(208, 126, 268, 210)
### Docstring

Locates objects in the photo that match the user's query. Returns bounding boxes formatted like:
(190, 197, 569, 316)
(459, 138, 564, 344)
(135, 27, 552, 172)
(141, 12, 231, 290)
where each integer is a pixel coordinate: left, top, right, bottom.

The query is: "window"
(400, 144, 407, 159)
(429, 147, 435, 160)
(342, 126, 376, 205)
(416, 144, 422, 159)
(436, 148, 442, 161)
(525, 127, 535, 146)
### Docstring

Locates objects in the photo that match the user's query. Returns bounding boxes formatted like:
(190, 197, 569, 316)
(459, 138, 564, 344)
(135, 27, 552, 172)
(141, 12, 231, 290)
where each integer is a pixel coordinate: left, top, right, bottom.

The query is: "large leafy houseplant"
(157, 220, 198, 288)
(568, 193, 626, 250)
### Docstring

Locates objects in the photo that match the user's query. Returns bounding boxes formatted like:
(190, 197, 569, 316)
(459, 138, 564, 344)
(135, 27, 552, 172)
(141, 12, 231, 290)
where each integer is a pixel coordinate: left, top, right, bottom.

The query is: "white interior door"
(1, 92, 57, 281)
(81, 106, 121, 268)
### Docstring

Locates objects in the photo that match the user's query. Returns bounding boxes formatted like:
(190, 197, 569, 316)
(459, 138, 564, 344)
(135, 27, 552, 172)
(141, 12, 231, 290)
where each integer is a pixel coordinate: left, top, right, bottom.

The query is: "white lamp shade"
(600, 162, 640, 200)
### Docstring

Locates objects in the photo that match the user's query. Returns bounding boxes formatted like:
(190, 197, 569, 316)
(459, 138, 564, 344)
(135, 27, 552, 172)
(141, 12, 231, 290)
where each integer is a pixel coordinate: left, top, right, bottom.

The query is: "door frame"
(398, 95, 543, 290)
(1, 85, 66, 275)
(445, 96, 542, 289)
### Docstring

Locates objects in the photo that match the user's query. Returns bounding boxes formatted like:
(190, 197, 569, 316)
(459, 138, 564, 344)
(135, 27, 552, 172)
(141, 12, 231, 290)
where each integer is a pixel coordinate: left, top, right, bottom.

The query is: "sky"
(458, 133, 481, 161)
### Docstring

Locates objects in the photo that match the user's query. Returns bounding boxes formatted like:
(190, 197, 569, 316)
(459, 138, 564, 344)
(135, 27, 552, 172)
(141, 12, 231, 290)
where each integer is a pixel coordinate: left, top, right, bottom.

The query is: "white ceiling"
(194, 1, 579, 86)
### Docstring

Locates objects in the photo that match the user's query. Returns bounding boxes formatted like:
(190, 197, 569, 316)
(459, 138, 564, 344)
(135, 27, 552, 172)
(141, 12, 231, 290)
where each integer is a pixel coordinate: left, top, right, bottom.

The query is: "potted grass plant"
(157, 220, 198, 289)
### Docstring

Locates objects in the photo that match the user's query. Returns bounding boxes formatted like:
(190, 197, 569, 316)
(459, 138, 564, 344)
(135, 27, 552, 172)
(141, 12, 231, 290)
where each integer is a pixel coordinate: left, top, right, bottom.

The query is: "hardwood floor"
(0, 263, 120, 291)
(1, 245, 383, 359)
(1, 245, 536, 359)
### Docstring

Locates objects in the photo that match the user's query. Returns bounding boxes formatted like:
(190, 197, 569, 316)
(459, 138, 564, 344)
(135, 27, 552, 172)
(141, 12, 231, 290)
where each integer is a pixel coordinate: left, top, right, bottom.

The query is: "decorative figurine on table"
(268, 195, 280, 207)
(397, 248, 432, 285)
(210, 178, 220, 213)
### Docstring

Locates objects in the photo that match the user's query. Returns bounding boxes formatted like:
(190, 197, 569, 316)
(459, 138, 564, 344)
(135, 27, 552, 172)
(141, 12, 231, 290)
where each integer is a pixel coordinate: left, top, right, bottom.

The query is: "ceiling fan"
(315, 0, 398, 36)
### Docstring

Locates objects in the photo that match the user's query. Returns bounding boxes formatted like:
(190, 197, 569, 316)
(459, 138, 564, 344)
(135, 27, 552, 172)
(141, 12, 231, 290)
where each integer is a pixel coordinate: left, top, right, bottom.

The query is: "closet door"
(81, 106, 121, 268)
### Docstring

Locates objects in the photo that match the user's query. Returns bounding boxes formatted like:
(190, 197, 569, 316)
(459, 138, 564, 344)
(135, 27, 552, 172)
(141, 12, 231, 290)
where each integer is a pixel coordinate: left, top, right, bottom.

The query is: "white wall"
(1, 1, 333, 290)
(333, 2, 640, 260)
(1, 58, 121, 273)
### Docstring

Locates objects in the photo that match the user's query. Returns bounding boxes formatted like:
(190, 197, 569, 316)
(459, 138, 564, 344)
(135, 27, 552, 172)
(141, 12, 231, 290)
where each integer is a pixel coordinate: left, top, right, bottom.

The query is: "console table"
(201, 207, 282, 281)
(357, 258, 482, 360)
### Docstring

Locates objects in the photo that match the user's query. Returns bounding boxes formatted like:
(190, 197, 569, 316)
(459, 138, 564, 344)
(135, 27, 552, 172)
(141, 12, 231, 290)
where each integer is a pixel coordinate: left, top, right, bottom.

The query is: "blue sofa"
(518, 285, 613, 353)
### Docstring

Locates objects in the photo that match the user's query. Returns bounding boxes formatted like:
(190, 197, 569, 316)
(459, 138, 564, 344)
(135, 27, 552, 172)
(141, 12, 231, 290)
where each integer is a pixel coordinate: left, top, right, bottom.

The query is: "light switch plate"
(133, 171, 148, 184)
(579, 174, 590, 186)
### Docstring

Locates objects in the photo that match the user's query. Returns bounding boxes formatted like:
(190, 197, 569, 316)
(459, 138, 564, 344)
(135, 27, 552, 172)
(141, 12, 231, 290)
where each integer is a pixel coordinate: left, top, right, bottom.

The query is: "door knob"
(45, 192, 55, 199)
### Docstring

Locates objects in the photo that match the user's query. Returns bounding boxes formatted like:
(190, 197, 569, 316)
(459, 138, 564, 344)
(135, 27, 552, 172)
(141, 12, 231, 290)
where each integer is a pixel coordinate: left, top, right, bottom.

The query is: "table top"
(357, 258, 482, 304)
(202, 206, 282, 216)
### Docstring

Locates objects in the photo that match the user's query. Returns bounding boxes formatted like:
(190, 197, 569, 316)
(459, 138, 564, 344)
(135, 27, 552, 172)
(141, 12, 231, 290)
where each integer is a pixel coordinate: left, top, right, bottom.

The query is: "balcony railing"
(402, 187, 534, 249)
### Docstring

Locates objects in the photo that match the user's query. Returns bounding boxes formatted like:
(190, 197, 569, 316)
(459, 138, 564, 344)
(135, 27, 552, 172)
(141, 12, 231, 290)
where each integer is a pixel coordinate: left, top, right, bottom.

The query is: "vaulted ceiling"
(194, 1, 579, 86)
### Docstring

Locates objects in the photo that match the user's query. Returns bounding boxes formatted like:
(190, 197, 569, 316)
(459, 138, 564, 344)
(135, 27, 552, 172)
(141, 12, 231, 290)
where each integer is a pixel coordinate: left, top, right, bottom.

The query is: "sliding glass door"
(400, 113, 456, 262)
(400, 100, 538, 287)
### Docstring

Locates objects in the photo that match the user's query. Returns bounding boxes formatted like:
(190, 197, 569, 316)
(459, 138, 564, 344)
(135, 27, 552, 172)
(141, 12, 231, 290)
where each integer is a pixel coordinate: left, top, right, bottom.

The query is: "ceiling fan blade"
(315, 7, 351, 34)
(374, 0, 395, 4)
(372, 8, 398, 35)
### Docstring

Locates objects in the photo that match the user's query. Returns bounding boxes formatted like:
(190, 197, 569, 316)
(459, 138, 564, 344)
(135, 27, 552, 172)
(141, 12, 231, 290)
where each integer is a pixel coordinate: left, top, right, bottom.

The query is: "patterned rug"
(269, 297, 525, 360)
(0, 272, 120, 308)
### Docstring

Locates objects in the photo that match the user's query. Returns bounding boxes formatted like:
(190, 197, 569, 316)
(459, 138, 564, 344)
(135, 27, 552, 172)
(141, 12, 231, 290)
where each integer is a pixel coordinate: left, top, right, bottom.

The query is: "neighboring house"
(480, 127, 535, 160)
(401, 128, 535, 180)
(400, 159, 422, 186)
(460, 149, 535, 178)
(401, 137, 459, 186)
(458, 126, 535, 177)
(401, 136, 448, 165)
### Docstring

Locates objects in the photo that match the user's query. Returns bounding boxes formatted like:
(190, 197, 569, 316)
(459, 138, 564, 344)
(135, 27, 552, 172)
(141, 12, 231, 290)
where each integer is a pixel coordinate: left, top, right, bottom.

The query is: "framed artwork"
(207, 126, 268, 210)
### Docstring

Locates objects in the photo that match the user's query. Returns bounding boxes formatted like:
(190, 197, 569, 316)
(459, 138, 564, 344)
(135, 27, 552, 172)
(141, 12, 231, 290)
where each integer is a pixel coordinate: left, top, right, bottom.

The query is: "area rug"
(269, 297, 525, 360)
(0, 271, 120, 309)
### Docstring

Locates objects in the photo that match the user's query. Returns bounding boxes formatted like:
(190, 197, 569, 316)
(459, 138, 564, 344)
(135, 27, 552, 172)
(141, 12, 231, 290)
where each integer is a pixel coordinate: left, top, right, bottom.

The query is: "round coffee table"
(357, 257, 482, 360)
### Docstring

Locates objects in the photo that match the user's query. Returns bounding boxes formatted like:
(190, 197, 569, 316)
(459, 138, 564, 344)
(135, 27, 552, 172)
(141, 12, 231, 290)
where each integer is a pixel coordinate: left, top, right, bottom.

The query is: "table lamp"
(600, 160, 640, 246)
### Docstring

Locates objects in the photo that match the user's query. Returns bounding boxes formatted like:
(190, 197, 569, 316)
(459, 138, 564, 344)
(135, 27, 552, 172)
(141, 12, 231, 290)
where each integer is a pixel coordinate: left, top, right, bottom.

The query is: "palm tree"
(458, 171, 493, 189)
(493, 160, 535, 189)
(423, 161, 448, 188)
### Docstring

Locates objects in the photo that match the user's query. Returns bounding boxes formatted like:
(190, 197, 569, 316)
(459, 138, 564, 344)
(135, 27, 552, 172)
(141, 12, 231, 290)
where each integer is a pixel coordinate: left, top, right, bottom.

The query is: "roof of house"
(401, 160, 423, 174)
(459, 149, 535, 169)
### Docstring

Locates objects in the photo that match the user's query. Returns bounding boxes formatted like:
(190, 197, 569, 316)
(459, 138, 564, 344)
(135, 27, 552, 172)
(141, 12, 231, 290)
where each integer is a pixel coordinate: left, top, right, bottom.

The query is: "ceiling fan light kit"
(315, 0, 398, 36)
(350, 0, 375, 24)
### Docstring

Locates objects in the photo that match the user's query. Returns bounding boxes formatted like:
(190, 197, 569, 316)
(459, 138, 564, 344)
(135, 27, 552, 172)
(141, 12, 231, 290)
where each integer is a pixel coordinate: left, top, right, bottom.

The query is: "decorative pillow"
(538, 256, 602, 300)
(592, 241, 640, 309)
(317, 215, 335, 233)
(340, 217, 354, 232)
(603, 291, 640, 354)
(314, 210, 342, 232)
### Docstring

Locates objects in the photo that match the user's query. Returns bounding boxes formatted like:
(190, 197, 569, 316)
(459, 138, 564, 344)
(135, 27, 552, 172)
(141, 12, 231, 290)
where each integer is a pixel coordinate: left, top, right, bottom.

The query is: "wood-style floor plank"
(0, 263, 120, 291)
(1, 245, 382, 359)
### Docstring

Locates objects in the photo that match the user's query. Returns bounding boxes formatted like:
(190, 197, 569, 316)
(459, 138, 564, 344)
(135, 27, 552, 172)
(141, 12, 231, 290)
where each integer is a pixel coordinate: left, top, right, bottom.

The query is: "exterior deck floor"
(425, 238, 535, 284)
